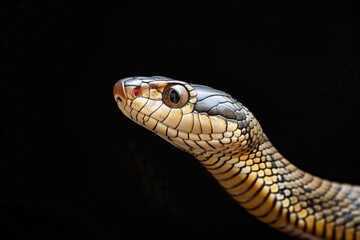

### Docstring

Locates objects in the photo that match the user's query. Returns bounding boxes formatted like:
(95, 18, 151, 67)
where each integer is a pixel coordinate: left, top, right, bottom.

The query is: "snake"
(113, 76, 360, 240)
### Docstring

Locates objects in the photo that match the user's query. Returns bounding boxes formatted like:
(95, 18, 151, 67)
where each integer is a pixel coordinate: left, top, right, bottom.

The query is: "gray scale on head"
(192, 84, 248, 122)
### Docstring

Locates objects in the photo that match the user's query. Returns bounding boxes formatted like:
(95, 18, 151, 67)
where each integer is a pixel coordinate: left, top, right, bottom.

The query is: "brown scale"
(114, 76, 360, 240)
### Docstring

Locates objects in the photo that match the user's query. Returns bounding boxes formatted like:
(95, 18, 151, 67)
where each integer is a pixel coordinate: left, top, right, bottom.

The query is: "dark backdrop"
(1, 2, 360, 239)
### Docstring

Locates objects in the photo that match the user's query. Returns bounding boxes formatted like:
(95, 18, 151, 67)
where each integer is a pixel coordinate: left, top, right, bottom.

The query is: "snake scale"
(113, 76, 360, 240)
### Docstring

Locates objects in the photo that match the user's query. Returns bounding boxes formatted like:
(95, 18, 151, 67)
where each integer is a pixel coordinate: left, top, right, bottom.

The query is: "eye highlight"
(163, 84, 189, 108)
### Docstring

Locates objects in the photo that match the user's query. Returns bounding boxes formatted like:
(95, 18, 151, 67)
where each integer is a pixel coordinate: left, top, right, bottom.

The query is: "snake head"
(114, 76, 263, 159)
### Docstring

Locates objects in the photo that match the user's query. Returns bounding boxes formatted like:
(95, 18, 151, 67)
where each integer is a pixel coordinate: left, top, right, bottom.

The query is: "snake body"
(113, 76, 360, 240)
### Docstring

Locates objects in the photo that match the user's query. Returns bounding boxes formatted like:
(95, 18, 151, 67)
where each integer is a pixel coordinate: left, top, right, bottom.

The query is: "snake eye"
(163, 84, 189, 108)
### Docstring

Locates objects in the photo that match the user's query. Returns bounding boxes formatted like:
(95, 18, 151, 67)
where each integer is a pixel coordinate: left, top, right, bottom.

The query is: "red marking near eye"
(133, 87, 142, 97)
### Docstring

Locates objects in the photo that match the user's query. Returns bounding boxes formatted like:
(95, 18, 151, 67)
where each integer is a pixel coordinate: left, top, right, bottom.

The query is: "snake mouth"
(113, 80, 126, 102)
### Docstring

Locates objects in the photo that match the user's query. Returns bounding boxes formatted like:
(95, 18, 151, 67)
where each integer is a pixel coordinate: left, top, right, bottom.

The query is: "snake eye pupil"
(169, 89, 180, 103)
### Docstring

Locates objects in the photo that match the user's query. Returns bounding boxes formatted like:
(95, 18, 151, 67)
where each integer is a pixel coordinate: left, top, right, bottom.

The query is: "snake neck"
(195, 135, 360, 240)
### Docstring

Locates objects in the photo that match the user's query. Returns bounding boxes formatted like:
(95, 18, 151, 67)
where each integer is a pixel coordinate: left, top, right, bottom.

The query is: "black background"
(1, 1, 360, 239)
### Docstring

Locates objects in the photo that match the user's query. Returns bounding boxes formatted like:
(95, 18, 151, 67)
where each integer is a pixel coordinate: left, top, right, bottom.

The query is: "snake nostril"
(113, 81, 126, 102)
